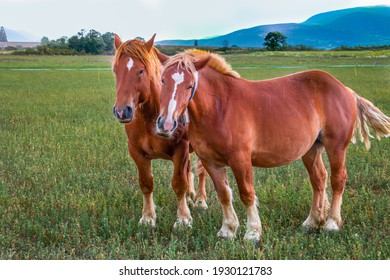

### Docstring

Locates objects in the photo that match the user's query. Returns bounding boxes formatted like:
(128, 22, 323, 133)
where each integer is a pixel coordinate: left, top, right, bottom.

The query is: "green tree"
(41, 36, 49, 46)
(68, 29, 87, 53)
(263, 32, 287, 51)
(102, 32, 114, 53)
(68, 35, 83, 52)
(84, 29, 104, 54)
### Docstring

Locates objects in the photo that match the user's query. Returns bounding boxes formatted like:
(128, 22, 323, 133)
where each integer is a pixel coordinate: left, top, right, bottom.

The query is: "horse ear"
(145, 33, 156, 52)
(114, 34, 122, 50)
(193, 56, 210, 71)
(155, 48, 169, 64)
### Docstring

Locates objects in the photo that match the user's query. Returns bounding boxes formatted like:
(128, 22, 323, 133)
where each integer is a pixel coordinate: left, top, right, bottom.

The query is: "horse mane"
(163, 49, 240, 78)
(113, 38, 162, 85)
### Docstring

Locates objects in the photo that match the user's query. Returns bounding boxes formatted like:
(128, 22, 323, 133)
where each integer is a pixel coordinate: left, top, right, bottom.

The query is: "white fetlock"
(217, 224, 237, 239)
(194, 198, 208, 210)
(174, 216, 193, 228)
(302, 215, 317, 228)
(244, 229, 261, 241)
(324, 218, 340, 231)
(139, 216, 156, 227)
(187, 195, 195, 207)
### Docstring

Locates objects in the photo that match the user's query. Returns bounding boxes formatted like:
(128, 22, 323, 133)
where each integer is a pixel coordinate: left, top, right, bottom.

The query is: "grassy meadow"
(0, 51, 389, 259)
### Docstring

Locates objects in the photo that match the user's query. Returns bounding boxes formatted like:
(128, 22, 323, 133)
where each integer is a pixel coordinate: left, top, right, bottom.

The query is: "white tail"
(349, 87, 390, 150)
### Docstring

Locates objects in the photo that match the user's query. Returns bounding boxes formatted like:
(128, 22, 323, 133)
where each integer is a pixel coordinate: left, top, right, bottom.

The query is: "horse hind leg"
(194, 158, 208, 210)
(324, 146, 348, 231)
(185, 158, 195, 207)
(301, 143, 330, 229)
(202, 161, 239, 239)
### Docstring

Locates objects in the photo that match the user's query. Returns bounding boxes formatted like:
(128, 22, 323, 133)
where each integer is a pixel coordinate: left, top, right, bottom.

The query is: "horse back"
(250, 70, 357, 130)
(284, 70, 358, 145)
(231, 70, 357, 166)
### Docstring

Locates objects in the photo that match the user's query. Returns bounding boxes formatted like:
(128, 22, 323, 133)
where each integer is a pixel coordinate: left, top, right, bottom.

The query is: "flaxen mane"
(113, 38, 162, 85)
(163, 49, 240, 78)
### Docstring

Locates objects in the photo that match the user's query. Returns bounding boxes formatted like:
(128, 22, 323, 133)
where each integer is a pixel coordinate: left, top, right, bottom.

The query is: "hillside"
(157, 6, 390, 49)
(3, 27, 40, 42)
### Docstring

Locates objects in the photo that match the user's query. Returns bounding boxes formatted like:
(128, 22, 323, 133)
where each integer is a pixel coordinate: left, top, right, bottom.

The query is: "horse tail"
(348, 87, 390, 150)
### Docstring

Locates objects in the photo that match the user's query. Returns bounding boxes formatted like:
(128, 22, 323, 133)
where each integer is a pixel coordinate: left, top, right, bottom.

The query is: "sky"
(1, 0, 389, 41)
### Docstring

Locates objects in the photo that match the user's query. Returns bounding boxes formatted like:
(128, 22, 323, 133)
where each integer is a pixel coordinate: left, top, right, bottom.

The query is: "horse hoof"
(217, 228, 236, 239)
(302, 216, 317, 229)
(244, 230, 261, 242)
(139, 216, 156, 227)
(324, 218, 340, 231)
(194, 199, 208, 210)
(174, 217, 193, 228)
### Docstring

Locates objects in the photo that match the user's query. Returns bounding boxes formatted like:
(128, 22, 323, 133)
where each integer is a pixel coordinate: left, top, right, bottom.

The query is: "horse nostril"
(124, 106, 133, 119)
(156, 116, 163, 129)
(113, 105, 134, 121)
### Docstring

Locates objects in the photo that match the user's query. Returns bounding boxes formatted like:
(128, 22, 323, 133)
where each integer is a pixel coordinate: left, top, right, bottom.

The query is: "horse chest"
(142, 135, 173, 159)
(126, 124, 172, 160)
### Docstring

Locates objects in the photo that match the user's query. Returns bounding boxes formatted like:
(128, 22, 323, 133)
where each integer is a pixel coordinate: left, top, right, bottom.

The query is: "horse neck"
(141, 49, 163, 117)
(139, 78, 161, 119)
(189, 67, 233, 119)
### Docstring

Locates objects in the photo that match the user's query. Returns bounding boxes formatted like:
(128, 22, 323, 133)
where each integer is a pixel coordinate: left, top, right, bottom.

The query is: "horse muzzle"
(113, 105, 134, 123)
(156, 116, 177, 137)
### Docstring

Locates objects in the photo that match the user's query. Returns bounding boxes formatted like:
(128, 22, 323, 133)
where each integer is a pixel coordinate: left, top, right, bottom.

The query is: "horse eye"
(161, 79, 165, 84)
(138, 70, 144, 75)
(186, 85, 193, 90)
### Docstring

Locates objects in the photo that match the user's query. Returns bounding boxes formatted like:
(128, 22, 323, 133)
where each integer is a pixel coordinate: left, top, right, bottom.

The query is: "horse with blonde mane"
(112, 37, 208, 229)
(156, 49, 390, 242)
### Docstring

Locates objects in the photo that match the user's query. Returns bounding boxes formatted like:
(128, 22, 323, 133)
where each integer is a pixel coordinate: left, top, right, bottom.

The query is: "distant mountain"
(3, 27, 40, 42)
(157, 6, 390, 49)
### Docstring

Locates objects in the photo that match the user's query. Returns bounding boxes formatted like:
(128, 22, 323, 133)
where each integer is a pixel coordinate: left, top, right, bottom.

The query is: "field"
(0, 51, 389, 260)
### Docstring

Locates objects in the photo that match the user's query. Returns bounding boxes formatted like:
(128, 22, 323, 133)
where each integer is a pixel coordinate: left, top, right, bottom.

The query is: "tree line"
(11, 30, 390, 55)
(14, 29, 114, 55)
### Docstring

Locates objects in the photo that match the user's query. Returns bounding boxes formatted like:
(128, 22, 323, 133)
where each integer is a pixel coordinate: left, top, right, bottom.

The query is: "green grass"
(0, 52, 389, 259)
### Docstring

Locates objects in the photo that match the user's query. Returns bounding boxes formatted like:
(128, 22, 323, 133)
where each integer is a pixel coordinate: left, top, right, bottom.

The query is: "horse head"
(156, 52, 209, 137)
(112, 34, 168, 123)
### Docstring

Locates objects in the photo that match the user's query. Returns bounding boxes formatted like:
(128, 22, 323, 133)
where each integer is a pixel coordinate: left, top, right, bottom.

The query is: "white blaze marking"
(194, 71, 199, 85)
(126, 58, 134, 71)
(167, 72, 184, 121)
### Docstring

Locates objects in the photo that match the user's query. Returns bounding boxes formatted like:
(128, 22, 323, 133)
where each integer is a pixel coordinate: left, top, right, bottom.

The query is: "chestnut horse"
(156, 50, 390, 241)
(112, 37, 207, 229)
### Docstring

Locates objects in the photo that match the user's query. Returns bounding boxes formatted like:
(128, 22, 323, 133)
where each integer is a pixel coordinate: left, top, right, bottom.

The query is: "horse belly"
(251, 120, 318, 167)
(251, 146, 308, 167)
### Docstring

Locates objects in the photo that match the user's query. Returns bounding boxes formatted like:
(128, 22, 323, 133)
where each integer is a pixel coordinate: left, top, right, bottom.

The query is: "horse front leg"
(128, 143, 156, 227)
(230, 155, 261, 242)
(201, 160, 239, 238)
(172, 144, 193, 227)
